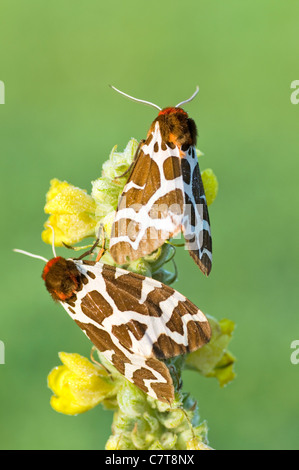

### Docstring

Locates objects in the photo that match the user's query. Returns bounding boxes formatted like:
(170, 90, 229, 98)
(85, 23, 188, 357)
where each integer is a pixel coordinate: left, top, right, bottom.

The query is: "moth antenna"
(13, 249, 48, 263)
(45, 223, 57, 258)
(110, 85, 162, 111)
(175, 86, 199, 108)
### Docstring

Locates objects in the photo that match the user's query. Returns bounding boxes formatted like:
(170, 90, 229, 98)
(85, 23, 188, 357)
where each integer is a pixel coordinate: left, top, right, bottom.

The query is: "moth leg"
(75, 225, 106, 261)
(62, 242, 76, 251)
(95, 225, 106, 262)
(62, 242, 96, 252)
(114, 139, 145, 179)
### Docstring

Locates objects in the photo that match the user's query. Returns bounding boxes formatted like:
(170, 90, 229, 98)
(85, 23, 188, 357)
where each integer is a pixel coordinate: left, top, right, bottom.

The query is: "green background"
(0, 0, 298, 450)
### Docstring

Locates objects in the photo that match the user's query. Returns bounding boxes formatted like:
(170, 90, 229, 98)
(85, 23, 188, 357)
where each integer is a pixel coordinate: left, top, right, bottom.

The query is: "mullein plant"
(42, 138, 236, 450)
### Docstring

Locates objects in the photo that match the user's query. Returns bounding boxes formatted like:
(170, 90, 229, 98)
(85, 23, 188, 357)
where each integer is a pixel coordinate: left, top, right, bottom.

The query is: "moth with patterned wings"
(109, 86, 212, 276)
(39, 255, 211, 403)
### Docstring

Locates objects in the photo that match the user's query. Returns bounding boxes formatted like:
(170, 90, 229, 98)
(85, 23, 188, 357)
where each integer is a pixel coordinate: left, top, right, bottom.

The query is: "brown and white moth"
(109, 86, 212, 276)
(15, 246, 211, 403)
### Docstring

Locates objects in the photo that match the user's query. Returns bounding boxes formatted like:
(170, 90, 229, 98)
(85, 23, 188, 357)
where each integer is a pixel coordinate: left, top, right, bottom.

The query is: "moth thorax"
(155, 107, 198, 148)
(42, 257, 82, 302)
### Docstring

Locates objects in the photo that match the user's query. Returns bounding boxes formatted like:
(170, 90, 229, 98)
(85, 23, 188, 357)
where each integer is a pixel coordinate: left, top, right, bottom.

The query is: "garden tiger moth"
(15, 244, 211, 403)
(109, 86, 212, 276)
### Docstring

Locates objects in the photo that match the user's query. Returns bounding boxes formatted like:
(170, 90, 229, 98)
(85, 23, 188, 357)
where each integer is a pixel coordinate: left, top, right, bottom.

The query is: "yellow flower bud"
(201, 168, 219, 206)
(47, 352, 116, 415)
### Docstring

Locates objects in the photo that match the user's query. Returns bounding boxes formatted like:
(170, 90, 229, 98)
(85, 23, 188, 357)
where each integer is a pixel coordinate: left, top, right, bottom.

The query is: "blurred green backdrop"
(0, 0, 298, 450)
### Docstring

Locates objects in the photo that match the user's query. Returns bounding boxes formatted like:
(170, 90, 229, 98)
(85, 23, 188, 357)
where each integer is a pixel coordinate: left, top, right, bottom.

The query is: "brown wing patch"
(163, 156, 181, 180)
(165, 308, 184, 335)
(153, 334, 185, 359)
(112, 320, 148, 350)
(102, 268, 149, 315)
(153, 188, 184, 220)
(81, 290, 113, 324)
(145, 285, 175, 317)
(187, 320, 211, 351)
(145, 358, 174, 403)
(123, 149, 161, 205)
(112, 216, 141, 244)
(102, 265, 144, 298)
(111, 324, 133, 350)
(75, 322, 130, 376)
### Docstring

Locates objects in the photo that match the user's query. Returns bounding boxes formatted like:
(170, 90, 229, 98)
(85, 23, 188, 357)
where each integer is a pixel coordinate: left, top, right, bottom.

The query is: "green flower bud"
(126, 258, 152, 277)
(157, 408, 185, 429)
(145, 244, 175, 271)
(185, 315, 236, 387)
(148, 440, 165, 450)
(117, 381, 147, 418)
(102, 139, 138, 180)
(160, 432, 177, 449)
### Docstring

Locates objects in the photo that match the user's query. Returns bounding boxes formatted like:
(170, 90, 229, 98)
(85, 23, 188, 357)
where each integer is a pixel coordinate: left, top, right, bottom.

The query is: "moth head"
(42, 256, 81, 302)
(14, 224, 82, 302)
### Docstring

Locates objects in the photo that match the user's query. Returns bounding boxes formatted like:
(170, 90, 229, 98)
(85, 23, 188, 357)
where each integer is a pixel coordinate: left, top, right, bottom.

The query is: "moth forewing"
(110, 105, 212, 275)
(110, 121, 185, 264)
(44, 258, 211, 403)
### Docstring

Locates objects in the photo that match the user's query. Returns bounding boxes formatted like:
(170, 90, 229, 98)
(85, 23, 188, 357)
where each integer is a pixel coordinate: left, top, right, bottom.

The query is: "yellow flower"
(42, 179, 97, 247)
(201, 168, 218, 206)
(47, 352, 116, 415)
